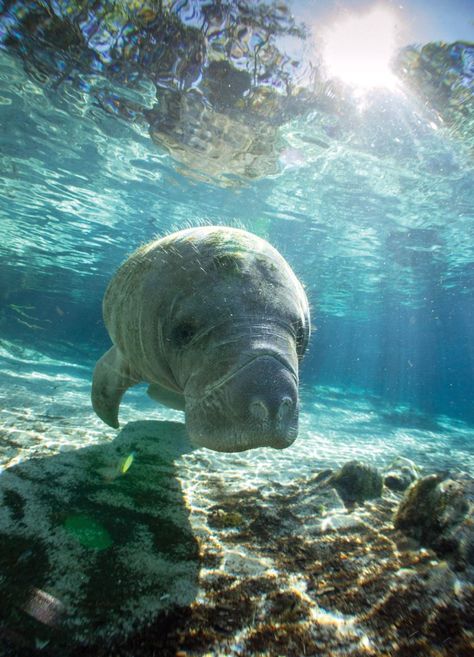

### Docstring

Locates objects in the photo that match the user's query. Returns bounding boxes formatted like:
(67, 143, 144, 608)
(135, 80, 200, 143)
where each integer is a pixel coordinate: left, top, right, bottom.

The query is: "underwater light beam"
(321, 6, 399, 90)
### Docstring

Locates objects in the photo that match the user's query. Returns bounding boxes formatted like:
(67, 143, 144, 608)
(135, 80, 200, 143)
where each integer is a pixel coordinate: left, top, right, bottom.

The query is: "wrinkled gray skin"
(92, 226, 310, 452)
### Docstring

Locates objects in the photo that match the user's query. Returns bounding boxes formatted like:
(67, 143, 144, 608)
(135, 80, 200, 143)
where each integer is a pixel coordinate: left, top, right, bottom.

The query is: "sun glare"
(321, 6, 399, 90)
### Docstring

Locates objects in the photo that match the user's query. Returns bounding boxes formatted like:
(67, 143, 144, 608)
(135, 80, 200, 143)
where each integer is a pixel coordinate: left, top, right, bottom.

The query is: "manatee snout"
(186, 355, 299, 452)
(229, 356, 299, 444)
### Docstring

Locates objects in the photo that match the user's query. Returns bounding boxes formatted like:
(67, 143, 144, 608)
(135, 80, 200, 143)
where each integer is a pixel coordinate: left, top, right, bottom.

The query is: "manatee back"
(102, 238, 173, 385)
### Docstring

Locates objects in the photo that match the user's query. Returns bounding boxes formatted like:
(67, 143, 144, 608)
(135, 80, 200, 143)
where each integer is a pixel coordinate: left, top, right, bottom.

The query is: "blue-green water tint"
(0, 2, 472, 474)
(0, 7, 472, 426)
(0, 0, 473, 651)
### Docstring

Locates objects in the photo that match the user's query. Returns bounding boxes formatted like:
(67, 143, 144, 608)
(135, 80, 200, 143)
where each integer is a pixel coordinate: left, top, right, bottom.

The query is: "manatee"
(92, 226, 310, 452)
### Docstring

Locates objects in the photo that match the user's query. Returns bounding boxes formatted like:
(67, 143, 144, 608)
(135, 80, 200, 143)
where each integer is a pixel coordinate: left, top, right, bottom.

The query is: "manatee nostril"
(277, 396, 294, 422)
(250, 396, 294, 425)
(250, 399, 269, 422)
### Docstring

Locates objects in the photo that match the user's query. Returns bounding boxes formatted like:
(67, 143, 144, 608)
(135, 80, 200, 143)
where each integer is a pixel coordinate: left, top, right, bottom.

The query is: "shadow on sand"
(0, 420, 200, 654)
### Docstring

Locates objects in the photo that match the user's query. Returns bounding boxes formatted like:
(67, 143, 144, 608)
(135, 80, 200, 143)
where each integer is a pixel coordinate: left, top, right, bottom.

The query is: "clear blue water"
(0, 1, 472, 654)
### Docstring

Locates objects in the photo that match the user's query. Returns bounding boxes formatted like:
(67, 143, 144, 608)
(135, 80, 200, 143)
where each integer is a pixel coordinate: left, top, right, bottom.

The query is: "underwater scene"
(0, 0, 473, 655)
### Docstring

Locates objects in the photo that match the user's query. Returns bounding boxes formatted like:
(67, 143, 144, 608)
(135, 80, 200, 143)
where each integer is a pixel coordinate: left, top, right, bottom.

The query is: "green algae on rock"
(394, 473, 473, 573)
(63, 514, 113, 550)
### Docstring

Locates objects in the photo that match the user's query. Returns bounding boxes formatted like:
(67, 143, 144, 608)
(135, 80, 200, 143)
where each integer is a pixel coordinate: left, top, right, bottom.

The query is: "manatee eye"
(170, 322, 197, 347)
(294, 319, 308, 358)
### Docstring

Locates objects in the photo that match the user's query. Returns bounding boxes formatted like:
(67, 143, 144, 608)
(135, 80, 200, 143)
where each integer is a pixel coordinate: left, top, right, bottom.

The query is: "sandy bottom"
(0, 344, 472, 656)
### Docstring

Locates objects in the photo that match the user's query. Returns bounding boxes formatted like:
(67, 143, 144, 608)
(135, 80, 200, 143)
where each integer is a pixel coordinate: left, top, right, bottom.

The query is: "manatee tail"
(91, 346, 141, 428)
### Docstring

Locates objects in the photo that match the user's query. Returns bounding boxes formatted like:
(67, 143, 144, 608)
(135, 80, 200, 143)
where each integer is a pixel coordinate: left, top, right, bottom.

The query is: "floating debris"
(23, 587, 64, 627)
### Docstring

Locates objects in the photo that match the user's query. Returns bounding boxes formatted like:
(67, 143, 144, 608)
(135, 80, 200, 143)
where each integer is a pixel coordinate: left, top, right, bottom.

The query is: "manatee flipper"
(147, 383, 185, 411)
(92, 346, 141, 428)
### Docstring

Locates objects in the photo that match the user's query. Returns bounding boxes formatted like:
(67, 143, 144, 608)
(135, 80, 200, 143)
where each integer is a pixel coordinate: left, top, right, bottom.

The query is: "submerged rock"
(0, 421, 200, 649)
(384, 456, 420, 492)
(208, 509, 245, 530)
(330, 460, 384, 505)
(394, 474, 473, 572)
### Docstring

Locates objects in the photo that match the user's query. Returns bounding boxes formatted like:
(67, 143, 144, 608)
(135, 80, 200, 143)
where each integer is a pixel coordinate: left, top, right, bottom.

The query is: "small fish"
(98, 452, 135, 481)
(120, 452, 134, 474)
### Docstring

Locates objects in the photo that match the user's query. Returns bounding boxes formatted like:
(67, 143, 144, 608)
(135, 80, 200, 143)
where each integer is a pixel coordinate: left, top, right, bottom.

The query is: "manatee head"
(152, 229, 310, 452)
